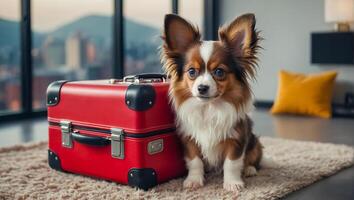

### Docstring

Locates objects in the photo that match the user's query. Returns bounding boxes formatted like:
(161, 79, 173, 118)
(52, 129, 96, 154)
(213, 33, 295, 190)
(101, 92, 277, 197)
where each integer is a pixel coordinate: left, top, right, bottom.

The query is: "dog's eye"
(213, 68, 226, 80)
(187, 68, 198, 79)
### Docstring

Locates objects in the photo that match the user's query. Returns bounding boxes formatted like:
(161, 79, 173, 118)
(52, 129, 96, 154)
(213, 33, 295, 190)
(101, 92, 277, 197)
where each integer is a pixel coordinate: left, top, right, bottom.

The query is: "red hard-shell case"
(47, 75, 186, 190)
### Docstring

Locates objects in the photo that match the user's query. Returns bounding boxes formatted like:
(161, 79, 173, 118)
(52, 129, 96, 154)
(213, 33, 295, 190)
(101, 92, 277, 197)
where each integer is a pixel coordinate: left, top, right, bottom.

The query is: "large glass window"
(124, 0, 171, 75)
(0, 0, 21, 114)
(31, 0, 114, 109)
(0, 0, 208, 119)
(179, 0, 204, 36)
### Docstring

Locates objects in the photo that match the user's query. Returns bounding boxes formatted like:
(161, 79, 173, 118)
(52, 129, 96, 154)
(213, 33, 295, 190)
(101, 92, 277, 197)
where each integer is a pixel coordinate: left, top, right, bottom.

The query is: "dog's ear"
(163, 14, 200, 53)
(219, 13, 260, 77)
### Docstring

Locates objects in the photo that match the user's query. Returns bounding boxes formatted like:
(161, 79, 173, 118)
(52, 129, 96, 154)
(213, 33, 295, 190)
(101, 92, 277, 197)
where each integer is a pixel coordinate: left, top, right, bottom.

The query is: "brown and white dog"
(161, 13, 267, 192)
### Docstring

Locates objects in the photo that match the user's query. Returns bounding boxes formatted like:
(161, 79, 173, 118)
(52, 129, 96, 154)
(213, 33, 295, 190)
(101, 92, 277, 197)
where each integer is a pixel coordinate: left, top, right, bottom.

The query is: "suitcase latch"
(60, 120, 73, 148)
(111, 128, 124, 159)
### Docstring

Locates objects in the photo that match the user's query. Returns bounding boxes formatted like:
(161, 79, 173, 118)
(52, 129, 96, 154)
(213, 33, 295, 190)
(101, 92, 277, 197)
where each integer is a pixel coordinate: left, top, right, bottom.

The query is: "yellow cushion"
(270, 70, 337, 118)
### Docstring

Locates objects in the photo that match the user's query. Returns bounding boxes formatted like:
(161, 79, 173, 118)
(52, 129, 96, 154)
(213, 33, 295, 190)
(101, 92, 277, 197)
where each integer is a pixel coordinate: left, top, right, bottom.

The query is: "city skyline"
(0, 13, 162, 112)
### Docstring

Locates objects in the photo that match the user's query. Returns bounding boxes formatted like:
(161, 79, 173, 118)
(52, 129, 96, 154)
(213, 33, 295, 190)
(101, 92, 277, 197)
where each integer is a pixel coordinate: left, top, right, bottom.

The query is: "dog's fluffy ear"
(163, 14, 200, 53)
(219, 13, 260, 78)
(161, 14, 200, 79)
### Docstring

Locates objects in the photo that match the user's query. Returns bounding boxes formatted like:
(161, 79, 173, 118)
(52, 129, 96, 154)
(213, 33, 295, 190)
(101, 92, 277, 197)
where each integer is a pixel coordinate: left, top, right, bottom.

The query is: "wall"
(220, 0, 354, 104)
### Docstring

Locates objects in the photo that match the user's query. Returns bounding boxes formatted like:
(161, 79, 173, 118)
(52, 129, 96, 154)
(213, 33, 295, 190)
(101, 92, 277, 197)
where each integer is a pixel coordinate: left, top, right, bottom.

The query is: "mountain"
(0, 15, 161, 49)
(124, 17, 161, 46)
(0, 18, 20, 47)
(50, 15, 112, 41)
(0, 18, 51, 48)
(49, 15, 160, 46)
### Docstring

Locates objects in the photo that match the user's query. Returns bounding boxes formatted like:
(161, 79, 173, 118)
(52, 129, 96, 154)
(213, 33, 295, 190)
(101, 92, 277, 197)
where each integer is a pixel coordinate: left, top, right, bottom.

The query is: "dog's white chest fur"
(177, 98, 244, 167)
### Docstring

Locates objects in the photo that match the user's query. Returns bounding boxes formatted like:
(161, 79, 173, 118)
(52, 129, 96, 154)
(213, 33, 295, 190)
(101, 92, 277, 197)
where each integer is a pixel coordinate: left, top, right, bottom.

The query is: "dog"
(161, 13, 267, 192)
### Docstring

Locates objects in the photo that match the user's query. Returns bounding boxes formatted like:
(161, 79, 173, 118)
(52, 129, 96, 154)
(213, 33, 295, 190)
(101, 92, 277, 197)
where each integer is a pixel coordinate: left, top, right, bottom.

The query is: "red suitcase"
(47, 74, 186, 190)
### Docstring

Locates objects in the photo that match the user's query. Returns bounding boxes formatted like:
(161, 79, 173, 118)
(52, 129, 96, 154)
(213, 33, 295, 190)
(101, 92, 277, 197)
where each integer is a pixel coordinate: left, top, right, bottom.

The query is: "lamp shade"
(325, 0, 354, 23)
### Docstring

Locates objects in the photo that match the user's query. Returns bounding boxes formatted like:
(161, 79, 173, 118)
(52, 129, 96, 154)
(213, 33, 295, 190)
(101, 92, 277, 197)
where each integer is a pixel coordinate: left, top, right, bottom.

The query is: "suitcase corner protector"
(46, 80, 68, 107)
(48, 149, 63, 171)
(128, 168, 157, 191)
(125, 84, 156, 111)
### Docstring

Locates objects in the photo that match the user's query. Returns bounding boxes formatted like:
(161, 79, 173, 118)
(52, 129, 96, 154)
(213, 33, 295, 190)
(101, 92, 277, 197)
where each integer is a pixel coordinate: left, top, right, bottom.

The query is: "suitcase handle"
(72, 132, 110, 146)
(123, 73, 166, 83)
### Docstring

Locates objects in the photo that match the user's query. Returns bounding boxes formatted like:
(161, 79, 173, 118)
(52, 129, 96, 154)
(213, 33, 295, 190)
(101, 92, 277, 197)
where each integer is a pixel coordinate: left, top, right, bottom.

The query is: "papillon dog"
(161, 13, 267, 192)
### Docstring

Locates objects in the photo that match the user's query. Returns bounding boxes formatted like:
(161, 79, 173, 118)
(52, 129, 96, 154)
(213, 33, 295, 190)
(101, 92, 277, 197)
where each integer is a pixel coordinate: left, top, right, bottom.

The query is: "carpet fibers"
(0, 137, 353, 200)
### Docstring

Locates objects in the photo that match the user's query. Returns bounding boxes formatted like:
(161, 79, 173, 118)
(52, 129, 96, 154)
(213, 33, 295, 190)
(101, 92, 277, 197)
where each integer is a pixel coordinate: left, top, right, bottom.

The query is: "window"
(179, 0, 204, 36)
(0, 0, 21, 114)
(31, 0, 114, 109)
(123, 0, 171, 75)
(0, 0, 215, 121)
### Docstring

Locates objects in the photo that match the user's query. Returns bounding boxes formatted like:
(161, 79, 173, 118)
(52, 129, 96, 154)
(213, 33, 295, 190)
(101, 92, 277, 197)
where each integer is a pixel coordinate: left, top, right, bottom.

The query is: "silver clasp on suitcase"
(111, 128, 125, 159)
(60, 120, 73, 148)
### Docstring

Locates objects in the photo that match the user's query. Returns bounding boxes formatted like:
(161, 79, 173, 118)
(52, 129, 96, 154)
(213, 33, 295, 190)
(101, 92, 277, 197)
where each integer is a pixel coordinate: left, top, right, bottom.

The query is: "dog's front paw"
(223, 180, 244, 192)
(183, 174, 204, 189)
(244, 166, 257, 177)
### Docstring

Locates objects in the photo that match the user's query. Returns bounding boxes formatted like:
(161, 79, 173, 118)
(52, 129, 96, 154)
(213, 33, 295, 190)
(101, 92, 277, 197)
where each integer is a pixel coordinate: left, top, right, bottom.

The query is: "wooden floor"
(0, 109, 353, 199)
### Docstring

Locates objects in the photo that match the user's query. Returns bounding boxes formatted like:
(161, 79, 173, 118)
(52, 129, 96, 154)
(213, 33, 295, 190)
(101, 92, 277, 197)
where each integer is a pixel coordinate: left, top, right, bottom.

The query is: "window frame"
(0, 0, 219, 123)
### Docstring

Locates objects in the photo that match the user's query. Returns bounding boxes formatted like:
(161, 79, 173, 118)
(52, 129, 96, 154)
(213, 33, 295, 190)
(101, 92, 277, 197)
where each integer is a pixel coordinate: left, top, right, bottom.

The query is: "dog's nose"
(198, 85, 209, 95)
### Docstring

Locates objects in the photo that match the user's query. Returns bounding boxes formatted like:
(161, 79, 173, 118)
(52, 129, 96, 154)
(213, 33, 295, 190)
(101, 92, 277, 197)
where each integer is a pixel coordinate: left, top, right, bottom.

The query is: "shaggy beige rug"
(0, 137, 353, 200)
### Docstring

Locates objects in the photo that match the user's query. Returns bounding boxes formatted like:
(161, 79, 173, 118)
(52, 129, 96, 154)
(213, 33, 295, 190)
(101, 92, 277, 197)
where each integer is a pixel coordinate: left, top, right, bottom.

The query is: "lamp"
(325, 0, 354, 31)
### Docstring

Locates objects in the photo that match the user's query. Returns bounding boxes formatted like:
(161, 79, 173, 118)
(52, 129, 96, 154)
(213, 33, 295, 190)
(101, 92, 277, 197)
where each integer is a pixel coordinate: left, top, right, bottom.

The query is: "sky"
(0, 0, 203, 33)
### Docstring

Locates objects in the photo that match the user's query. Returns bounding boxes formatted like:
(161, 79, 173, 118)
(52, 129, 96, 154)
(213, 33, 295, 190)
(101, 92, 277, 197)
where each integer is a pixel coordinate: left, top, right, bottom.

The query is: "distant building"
(0, 76, 20, 112)
(0, 46, 20, 66)
(32, 67, 76, 109)
(42, 36, 65, 67)
(86, 41, 96, 65)
(65, 32, 87, 69)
